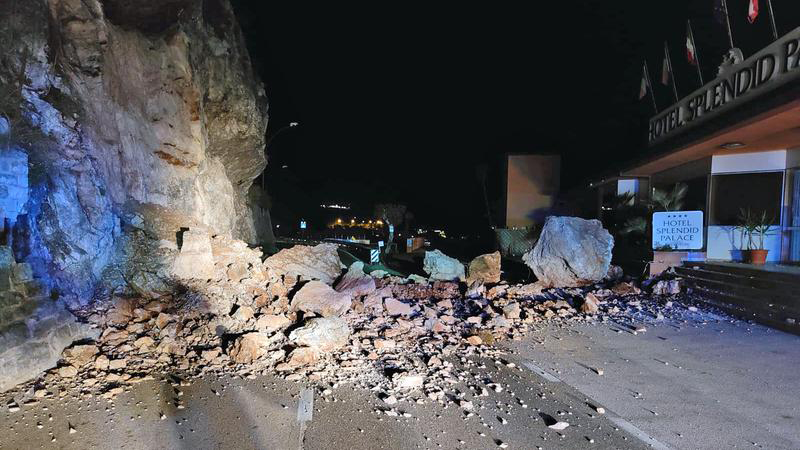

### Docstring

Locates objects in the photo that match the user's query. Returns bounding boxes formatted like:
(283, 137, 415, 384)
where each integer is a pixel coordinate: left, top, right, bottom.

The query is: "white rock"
(423, 250, 465, 282)
(289, 317, 351, 352)
(548, 421, 570, 430)
(171, 229, 215, 280)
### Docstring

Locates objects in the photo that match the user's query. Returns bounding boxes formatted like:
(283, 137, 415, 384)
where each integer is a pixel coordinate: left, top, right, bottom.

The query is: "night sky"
(231, 0, 800, 233)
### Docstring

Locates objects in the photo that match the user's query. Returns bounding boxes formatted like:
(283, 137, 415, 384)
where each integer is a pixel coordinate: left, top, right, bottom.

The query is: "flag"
(748, 0, 759, 23)
(639, 64, 649, 99)
(661, 50, 670, 85)
(686, 24, 697, 65)
(687, 20, 704, 85)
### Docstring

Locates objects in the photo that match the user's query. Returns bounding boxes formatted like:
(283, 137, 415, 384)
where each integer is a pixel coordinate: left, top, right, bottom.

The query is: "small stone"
(466, 336, 483, 346)
(548, 421, 570, 430)
(502, 303, 521, 319)
(384, 298, 414, 317)
(134, 336, 155, 348)
(394, 374, 424, 389)
(58, 366, 78, 378)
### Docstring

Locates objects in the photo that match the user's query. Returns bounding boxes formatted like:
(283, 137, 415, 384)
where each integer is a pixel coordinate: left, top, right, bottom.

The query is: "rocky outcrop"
(0, 0, 268, 390)
(523, 217, 614, 288)
(466, 251, 501, 285)
(423, 250, 465, 282)
(1, 0, 267, 300)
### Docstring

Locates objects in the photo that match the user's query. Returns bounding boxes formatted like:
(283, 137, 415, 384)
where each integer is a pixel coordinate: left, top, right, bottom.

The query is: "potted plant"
(737, 208, 774, 265)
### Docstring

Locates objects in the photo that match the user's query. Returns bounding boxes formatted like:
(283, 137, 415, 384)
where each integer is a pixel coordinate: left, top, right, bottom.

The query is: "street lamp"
(261, 121, 300, 187)
(266, 121, 300, 148)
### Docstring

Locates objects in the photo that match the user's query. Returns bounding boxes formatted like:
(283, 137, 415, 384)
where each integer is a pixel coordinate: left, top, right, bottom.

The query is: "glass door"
(789, 169, 800, 263)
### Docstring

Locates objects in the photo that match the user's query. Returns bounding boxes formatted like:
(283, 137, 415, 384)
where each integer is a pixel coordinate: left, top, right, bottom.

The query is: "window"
(709, 172, 783, 225)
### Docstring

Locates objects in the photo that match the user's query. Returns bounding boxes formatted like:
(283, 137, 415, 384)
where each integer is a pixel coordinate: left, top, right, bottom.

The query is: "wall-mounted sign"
(300, 220, 307, 229)
(648, 26, 800, 144)
(652, 211, 704, 250)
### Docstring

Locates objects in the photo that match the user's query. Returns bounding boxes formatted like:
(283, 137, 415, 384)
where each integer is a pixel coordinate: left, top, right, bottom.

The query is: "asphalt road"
(2, 312, 797, 449)
(510, 313, 800, 450)
(0, 357, 645, 450)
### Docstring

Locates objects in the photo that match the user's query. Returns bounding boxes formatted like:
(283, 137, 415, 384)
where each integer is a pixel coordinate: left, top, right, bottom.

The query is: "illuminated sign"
(649, 26, 800, 144)
(652, 211, 703, 250)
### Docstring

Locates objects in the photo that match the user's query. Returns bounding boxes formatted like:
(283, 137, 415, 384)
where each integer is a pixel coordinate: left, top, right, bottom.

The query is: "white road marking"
(522, 361, 561, 383)
(522, 359, 672, 450)
(297, 388, 314, 423)
(608, 416, 672, 450)
(297, 388, 314, 450)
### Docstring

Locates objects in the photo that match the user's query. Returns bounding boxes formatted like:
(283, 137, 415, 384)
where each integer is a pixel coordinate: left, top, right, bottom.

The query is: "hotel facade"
(589, 26, 800, 266)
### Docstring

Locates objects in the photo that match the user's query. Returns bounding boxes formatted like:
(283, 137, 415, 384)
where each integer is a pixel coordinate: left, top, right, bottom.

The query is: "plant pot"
(743, 249, 769, 265)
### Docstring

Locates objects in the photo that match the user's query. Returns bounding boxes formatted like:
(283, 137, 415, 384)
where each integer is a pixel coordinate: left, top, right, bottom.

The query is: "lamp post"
(266, 121, 299, 148)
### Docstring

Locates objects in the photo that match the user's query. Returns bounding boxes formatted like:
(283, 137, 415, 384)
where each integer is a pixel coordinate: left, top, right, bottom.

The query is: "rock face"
(423, 250, 465, 282)
(1, 0, 268, 299)
(523, 217, 614, 288)
(264, 244, 342, 285)
(0, 0, 268, 390)
(289, 317, 350, 352)
(466, 251, 501, 285)
(291, 281, 352, 318)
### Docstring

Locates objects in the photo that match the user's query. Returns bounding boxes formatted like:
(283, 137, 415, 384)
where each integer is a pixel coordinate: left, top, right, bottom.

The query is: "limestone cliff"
(0, 0, 268, 390)
(1, 0, 267, 300)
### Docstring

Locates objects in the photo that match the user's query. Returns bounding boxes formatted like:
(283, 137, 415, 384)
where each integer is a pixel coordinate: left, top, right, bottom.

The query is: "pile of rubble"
(3, 222, 698, 408)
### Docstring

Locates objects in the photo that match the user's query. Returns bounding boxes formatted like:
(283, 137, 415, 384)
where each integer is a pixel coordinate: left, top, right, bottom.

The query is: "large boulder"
(170, 229, 215, 280)
(264, 244, 342, 284)
(334, 262, 377, 297)
(466, 251, 501, 284)
(289, 317, 350, 352)
(523, 216, 613, 288)
(423, 250, 465, 282)
(290, 280, 352, 318)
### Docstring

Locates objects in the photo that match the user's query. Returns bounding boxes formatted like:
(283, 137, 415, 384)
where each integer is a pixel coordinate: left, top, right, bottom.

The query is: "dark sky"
(231, 0, 798, 232)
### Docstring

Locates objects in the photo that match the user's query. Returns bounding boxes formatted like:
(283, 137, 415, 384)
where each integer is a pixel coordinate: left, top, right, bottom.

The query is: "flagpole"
(722, 0, 735, 49)
(688, 20, 704, 85)
(767, 0, 779, 40)
(665, 42, 679, 102)
(644, 60, 658, 114)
